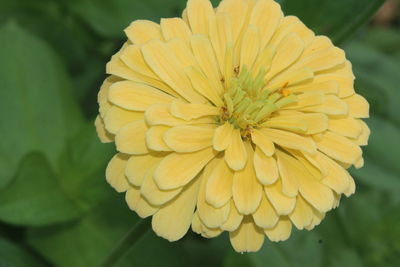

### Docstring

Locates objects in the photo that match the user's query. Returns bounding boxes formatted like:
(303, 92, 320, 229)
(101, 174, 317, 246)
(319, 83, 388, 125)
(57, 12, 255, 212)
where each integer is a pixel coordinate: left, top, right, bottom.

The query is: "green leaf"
(27, 195, 190, 267)
(281, 0, 385, 44)
(0, 152, 81, 226)
(0, 237, 44, 267)
(0, 22, 83, 188)
(67, 0, 186, 38)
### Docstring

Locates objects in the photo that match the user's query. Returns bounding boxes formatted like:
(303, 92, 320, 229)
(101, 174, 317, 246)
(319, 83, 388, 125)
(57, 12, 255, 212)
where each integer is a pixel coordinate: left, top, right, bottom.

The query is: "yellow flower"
(95, 0, 370, 252)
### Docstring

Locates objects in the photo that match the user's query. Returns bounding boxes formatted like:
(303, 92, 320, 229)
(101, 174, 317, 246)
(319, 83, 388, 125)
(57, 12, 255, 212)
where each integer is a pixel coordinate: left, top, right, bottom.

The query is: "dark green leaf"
(0, 22, 83, 188)
(0, 153, 81, 226)
(0, 237, 44, 267)
(281, 0, 385, 44)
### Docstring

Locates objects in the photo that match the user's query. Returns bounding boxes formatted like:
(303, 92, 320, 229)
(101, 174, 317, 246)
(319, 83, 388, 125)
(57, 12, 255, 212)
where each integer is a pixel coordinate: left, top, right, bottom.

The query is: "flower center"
(219, 66, 297, 134)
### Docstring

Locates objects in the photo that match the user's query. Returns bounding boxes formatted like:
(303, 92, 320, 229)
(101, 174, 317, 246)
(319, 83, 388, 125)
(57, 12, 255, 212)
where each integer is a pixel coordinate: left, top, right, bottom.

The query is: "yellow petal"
(266, 33, 304, 80)
(253, 147, 279, 185)
(125, 153, 163, 186)
(275, 150, 301, 197)
(95, 115, 114, 143)
(344, 175, 356, 197)
(166, 38, 198, 68)
(146, 126, 172, 151)
(288, 80, 339, 95)
(301, 95, 348, 116)
(160, 18, 191, 43)
(261, 128, 317, 154)
(209, 13, 233, 73)
(329, 117, 362, 138)
(293, 47, 346, 73)
(170, 100, 219, 121)
(284, 91, 324, 109)
(154, 147, 217, 190)
(98, 76, 118, 118)
(108, 81, 174, 111)
(141, 40, 205, 103)
(115, 120, 149, 155)
(205, 157, 234, 208)
(213, 122, 234, 151)
(145, 103, 214, 126)
(185, 66, 224, 107)
(302, 36, 333, 57)
(304, 207, 325, 230)
(119, 44, 157, 79)
(187, 0, 215, 35)
(272, 113, 328, 135)
(217, 0, 249, 44)
(270, 16, 314, 47)
(313, 131, 362, 164)
(268, 68, 314, 91)
(261, 116, 308, 134)
(197, 162, 231, 228)
(191, 212, 223, 238)
(317, 152, 350, 194)
(240, 25, 260, 70)
(264, 180, 296, 215)
(225, 129, 247, 170)
(229, 216, 265, 253)
(106, 153, 130, 192)
(264, 216, 292, 242)
(296, 165, 334, 212)
(124, 20, 163, 44)
(251, 129, 275, 156)
(343, 94, 370, 118)
(232, 143, 263, 215)
(164, 125, 215, 153)
(152, 177, 201, 241)
(190, 35, 224, 95)
(103, 106, 143, 134)
(288, 195, 313, 230)
(221, 201, 244, 231)
(125, 186, 159, 218)
(349, 120, 370, 146)
(250, 0, 283, 49)
(140, 166, 182, 206)
(253, 193, 279, 229)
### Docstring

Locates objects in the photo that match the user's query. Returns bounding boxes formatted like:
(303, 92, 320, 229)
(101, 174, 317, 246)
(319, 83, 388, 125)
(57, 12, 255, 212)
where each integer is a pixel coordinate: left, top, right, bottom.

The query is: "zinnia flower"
(95, 0, 370, 252)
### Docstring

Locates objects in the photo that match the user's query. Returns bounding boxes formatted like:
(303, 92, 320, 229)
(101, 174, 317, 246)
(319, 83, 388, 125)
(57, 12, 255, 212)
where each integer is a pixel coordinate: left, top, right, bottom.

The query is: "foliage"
(1, 0, 398, 266)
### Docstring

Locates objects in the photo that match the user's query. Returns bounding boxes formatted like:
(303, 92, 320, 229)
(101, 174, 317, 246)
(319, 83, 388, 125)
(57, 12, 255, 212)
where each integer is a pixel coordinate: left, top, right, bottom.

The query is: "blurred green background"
(0, 0, 399, 266)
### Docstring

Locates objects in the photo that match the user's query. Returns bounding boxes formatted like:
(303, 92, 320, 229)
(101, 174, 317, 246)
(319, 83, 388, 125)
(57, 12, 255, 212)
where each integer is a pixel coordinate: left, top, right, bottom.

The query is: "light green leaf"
(0, 22, 83, 188)
(0, 152, 81, 226)
(281, 0, 385, 44)
(0, 237, 44, 267)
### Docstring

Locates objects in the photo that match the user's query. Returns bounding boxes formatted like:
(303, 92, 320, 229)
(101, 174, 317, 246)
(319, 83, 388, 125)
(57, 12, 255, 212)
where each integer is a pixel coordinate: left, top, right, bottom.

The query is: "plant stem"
(99, 218, 150, 267)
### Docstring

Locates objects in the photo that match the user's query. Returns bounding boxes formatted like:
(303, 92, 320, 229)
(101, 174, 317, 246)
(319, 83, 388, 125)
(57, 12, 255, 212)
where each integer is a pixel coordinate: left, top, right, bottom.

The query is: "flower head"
(95, 0, 370, 252)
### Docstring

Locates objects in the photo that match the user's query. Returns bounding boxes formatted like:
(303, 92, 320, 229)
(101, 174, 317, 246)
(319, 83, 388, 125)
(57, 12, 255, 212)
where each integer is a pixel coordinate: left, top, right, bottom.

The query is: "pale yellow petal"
(140, 166, 182, 206)
(125, 153, 164, 186)
(124, 20, 162, 44)
(191, 35, 224, 95)
(95, 115, 114, 143)
(205, 157, 234, 208)
(225, 129, 247, 170)
(264, 216, 292, 242)
(292, 47, 346, 73)
(329, 117, 362, 138)
(213, 122, 234, 151)
(252, 45, 276, 77)
(125, 186, 159, 218)
(264, 179, 296, 215)
(106, 153, 130, 192)
(229, 216, 265, 253)
(115, 120, 149, 155)
(253, 193, 279, 229)
(154, 147, 217, 190)
(187, 0, 215, 35)
(160, 18, 191, 43)
(146, 126, 172, 151)
(232, 143, 263, 215)
(119, 44, 157, 79)
(313, 131, 362, 164)
(268, 68, 314, 91)
(108, 81, 174, 111)
(253, 147, 279, 185)
(270, 16, 314, 47)
(317, 152, 350, 194)
(141, 40, 205, 103)
(304, 207, 325, 230)
(288, 195, 313, 230)
(343, 94, 370, 118)
(301, 95, 348, 116)
(152, 177, 201, 241)
(344, 175, 356, 197)
(349, 120, 370, 146)
(98, 76, 118, 118)
(209, 13, 233, 72)
(261, 128, 317, 154)
(284, 92, 324, 109)
(221, 201, 243, 231)
(217, 0, 249, 44)
(166, 38, 198, 68)
(272, 113, 329, 135)
(288, 80, 339, 95)
(275, 150, 300, 197)
(261, 116, 308, 134)
(251, 129, 275, 156)
(170, 100, 219, 121)
(103, 106, 143, 134)
(250, 0, 283, 49)
(240, 25, 260, 70)
(164, 125, 215, 152)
